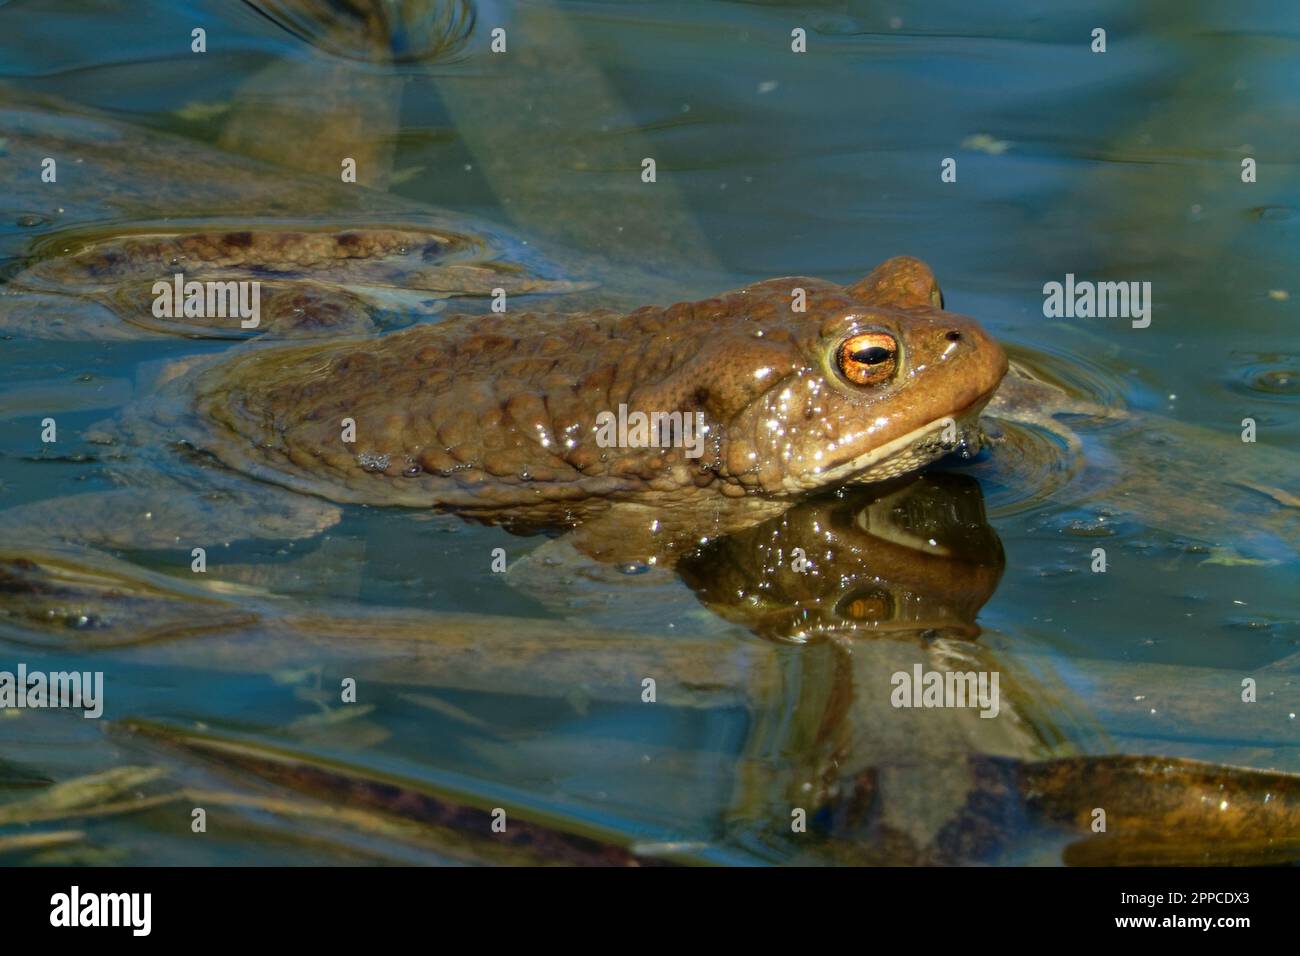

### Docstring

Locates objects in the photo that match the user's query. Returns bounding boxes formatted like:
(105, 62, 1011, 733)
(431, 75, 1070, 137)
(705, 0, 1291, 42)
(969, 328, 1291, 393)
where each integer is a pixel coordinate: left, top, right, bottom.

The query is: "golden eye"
(837, 332, 898, 386)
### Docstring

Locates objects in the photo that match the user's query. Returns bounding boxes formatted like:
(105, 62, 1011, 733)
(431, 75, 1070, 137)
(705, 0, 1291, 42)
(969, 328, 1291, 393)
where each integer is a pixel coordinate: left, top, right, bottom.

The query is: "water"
(0, 0, 1296, 864)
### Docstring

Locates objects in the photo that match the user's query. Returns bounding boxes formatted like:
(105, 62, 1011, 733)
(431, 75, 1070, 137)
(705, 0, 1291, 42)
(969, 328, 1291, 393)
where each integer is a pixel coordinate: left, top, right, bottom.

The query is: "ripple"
(1000, 341, 1131, 414)
(245, 0, 476, 63)
(969, 419, 1083, 520)
(1227, 352, 1300, 399)
(972, 342, 1127, 519)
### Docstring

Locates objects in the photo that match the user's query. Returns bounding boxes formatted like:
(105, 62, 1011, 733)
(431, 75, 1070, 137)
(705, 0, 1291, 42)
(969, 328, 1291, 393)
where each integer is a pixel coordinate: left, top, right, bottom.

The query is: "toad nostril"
(945, 330, 962, 342)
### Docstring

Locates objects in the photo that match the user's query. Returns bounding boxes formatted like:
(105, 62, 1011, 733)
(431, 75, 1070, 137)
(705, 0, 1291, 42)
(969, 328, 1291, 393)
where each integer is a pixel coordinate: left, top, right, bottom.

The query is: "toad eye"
(837, 332, 898, 386)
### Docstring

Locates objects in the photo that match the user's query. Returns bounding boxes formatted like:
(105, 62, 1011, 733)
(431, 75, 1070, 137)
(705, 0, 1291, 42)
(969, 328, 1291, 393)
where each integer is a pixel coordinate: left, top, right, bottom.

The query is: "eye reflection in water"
(678, 472, 1005, 645)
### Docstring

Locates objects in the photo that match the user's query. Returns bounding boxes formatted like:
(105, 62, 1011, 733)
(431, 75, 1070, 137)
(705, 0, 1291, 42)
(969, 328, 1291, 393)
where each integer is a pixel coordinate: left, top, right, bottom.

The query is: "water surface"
(0, 0, 1296, 864)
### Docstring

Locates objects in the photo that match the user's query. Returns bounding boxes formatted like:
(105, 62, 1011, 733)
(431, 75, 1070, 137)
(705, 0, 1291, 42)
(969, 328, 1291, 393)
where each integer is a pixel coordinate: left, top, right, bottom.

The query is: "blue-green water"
(0, 0, 1296, 864)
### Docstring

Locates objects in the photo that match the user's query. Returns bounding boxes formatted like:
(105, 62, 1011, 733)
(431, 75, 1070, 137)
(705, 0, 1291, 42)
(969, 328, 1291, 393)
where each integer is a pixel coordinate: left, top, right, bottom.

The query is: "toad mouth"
(784, 398, 991, 493)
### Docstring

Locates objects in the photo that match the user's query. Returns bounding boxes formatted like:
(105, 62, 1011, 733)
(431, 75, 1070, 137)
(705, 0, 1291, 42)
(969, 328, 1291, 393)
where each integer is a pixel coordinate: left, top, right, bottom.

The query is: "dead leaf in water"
(119, 719, 682, 866)
(0, 766, 166, 824)
(0, 829, 84, 854)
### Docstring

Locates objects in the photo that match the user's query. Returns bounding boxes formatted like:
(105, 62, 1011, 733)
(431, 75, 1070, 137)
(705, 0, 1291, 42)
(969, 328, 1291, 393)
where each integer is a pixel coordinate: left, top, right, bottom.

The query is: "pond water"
(0, 0, 1296, 865)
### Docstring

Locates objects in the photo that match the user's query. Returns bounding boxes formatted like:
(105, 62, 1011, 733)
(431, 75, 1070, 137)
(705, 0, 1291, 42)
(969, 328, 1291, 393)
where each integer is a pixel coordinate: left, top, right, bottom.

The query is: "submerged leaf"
(0, 766, 165, 824)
